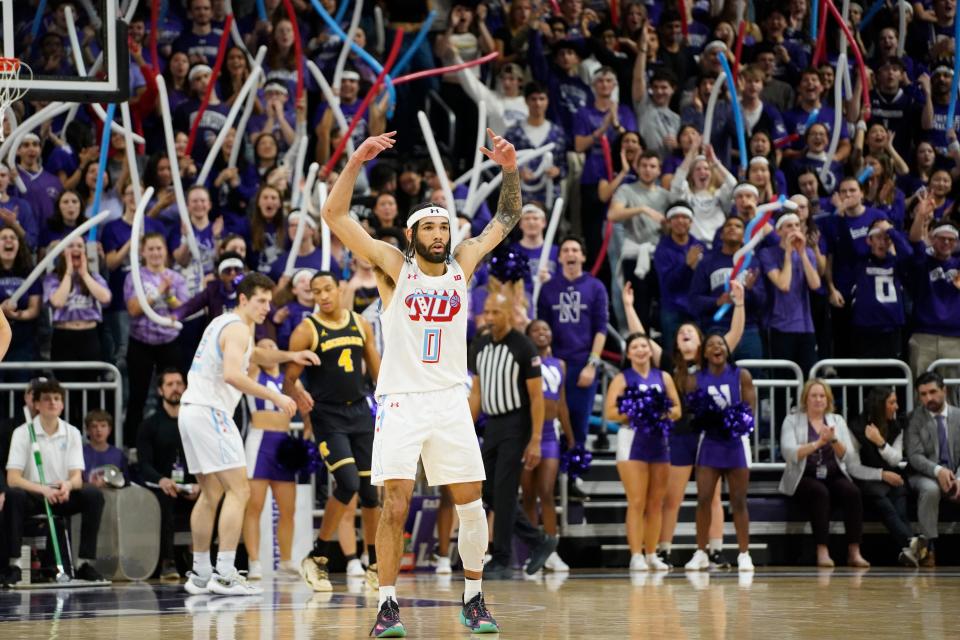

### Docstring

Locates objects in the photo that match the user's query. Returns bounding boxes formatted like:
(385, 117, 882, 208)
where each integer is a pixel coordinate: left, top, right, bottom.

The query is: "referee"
(469, 292, 557, 577)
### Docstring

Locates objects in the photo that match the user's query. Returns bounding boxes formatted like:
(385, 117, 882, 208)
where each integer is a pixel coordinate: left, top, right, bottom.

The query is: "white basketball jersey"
(376, 259, 469, 396)
(182, 312, 253, 413)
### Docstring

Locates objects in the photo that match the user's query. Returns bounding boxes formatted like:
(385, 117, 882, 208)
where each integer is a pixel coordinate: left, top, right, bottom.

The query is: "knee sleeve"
(331, 463, 361, 504)
(358, 474, 379, 509)
(455, 499, 488, 573)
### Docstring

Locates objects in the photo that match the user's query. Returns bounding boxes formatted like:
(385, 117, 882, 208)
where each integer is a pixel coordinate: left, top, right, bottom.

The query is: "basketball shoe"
(207, 570, 264, 596)
(370, 598, 406, 637)
(460, 593, 500, 633)
(301, 555, 333, 592)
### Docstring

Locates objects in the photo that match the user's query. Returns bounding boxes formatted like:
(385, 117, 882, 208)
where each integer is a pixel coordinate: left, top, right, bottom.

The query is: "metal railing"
(927, 359, 960, 405)
(735, 359, 804, 467)
(0, 361, 123, 441)
(809, 358, 914, 419)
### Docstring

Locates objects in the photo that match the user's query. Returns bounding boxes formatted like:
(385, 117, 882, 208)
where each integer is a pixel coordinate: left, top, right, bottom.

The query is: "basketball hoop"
(0, 58, 30, 142)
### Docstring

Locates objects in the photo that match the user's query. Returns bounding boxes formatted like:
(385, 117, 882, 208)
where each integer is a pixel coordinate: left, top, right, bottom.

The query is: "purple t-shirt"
(573, 103, 637, 184)
(171, 29, 224, 63)
(0, 196, 38, 249)
(276, 300, 314, 350)
(824, 207, 889, 297)
(759, 245, 816, 333)
(909, 244, 960, 337)
(510, 241, 558, 295)
(82, 444, 129, 482)
(42, 272, 109, 323)
(46, 146, 78, 178)
(268, 247, 340, 283)
(101, 216, 170, 311)
(123, 267, 189, 345)
(18, 167, 62, 226)
(653, 234, 705, 315)
(536, 272, 609, 364)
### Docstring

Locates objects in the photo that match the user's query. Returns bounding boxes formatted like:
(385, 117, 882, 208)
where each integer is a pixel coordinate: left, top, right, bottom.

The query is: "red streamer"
(184, 14, 233, 157)
(392, 52, 500, 86)
(590, 136, 616, 277)
(150, 0, 160, 74)
(812, 0, 829, 67)
(824, 0, 872, 120)
(281, 0, 304, 104)
(549, 0, 562, 16)
(733, 21, 746, 84)
(609, 0, 619, 29)
(322, 29, 405, 177)
(677, 0, 689, 38)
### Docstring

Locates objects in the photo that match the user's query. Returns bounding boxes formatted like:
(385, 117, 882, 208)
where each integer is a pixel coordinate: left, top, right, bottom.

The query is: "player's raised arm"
(322, 133, 405, 279)
(454, 129, 522, 278)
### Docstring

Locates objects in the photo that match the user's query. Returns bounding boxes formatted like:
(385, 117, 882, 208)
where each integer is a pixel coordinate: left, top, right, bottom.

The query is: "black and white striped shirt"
(469, 330, 541, 416)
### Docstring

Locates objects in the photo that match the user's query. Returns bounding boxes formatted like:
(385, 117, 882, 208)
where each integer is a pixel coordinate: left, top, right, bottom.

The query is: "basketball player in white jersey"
(180, 272, 320, 596)
(323, 130, 523, 637)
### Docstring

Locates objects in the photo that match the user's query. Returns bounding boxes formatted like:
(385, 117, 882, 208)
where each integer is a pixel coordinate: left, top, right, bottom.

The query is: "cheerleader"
(521, 319, 576, 572)
(605, 333, 682, 571)
(242, 338, 303, 580)
(685, 334, 756, 572)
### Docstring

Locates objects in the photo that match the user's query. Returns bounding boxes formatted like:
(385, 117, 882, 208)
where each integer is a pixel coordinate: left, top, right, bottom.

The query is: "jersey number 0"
(422, 328, 441, 363)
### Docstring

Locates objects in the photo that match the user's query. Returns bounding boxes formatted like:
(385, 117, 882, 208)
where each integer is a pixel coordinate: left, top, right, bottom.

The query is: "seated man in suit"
(906, 371, 960, 567)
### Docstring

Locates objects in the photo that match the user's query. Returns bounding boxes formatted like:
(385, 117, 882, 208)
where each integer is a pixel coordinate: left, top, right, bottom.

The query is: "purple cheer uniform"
(540, 355, 564, 460)
(244, 369, 296, 482)
(616, 367, 670, 464)
(695, 365, 751, 469)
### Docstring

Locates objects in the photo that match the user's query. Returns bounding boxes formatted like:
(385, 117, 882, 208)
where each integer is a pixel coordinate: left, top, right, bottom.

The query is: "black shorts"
(318, 431, 374, 475)
(311, 399, 374, 435)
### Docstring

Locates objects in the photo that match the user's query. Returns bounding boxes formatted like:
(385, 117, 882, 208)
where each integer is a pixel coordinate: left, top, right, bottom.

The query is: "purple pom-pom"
(722, 402, 755, 438)
(488, 248, 530, 283)
(277, 436, 323, 473)
(617, 385, 674, 436)
(685, 389, 722, 433)
(560, 444, 593, 480)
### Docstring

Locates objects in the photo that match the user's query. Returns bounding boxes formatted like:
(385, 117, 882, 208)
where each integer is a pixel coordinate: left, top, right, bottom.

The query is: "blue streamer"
(31, 0, 50, 39)
(718, 55, 748, 173)
(309, 0, 397, 116)
(857, 0, 886, 31)
(334, 0, 350, 23)
(857, 165, 875, 184)
(947, 11, 960, 130)
(391, 10, 437, 77)
(256, 0, 267, 21)
(811, 0, 819, 43)
(87, 104, 117, 242)
(713, 194, 785, 322)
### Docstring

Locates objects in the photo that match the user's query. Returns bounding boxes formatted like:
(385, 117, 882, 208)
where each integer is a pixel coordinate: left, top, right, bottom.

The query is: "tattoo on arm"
(495, 169, 522, 234)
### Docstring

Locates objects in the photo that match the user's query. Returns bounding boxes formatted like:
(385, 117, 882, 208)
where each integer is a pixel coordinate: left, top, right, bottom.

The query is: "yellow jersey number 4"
(337, 348, 355, 372)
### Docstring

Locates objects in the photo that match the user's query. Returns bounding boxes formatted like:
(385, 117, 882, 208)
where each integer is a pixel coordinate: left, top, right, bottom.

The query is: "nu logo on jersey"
(404, 288, 462, 322)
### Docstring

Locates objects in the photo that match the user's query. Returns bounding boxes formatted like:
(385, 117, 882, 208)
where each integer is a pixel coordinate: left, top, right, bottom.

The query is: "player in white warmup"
(323, 131, 524, 636)
(180, 272, 320, 596)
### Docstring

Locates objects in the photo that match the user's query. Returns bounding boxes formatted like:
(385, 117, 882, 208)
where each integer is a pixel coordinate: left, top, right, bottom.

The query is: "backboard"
(1, 0, 128, 103)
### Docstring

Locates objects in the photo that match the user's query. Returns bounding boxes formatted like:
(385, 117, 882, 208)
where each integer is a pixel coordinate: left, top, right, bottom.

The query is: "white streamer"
(417, 111, 461, 247)
(7, 210, 111, 306)
(289, 123, 309, 208)
(374, 6, 385, 56)
(131, 186, 183, 329)
(532, 196, 564, 309)
(285, 162, 320, 278)
(820, 53, 846, 191)
(897, 0, 907, 56)
(702, 70, 727, 147)
(333, 0, 364, 90)
(464, 101, 487, 222)
(155, 75, 202, 265)
(229, 74, 260, 169)
(306, 60, 355, 156)
(195, 46, 267, 184)
(452, 144, 558, 188)
(3, 101, 72, 193)
(319, 183, 331, 270)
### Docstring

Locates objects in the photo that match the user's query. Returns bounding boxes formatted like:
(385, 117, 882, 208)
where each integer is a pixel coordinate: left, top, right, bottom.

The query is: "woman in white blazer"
(778, 379, 871, 568)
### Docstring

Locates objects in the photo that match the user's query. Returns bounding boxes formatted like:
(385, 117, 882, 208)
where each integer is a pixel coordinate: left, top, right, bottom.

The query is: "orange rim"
(0, 58, 21, 73)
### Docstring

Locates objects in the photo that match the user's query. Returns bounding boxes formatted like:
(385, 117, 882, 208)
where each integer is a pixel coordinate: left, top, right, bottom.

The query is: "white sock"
(216, 551, 236, 576)
(379, 585, 397, 608)
(193, 552, 212, 578)
(659, 542, 672, 554)
(709, 538, 723, 554)
(464, 578, 482, 602)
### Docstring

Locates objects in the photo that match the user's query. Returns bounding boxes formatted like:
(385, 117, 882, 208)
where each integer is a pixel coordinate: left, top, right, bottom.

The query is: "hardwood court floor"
(0, 568, 956, 639)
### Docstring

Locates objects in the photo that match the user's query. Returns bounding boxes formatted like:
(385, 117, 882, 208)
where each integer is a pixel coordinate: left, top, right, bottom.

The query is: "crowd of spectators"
(0, 0, 958, 577)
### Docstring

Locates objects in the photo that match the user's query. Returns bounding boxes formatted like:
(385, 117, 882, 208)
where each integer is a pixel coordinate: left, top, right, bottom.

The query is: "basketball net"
(0, 58, 29, 142)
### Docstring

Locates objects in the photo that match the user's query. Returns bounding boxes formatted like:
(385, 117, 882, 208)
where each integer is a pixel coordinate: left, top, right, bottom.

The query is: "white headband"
(292, 268, 316, 286)
(733, 183, 759, 198)
(407, 206, 450, 229)
(188, 64, 212, 81)
(288, 211, 318, 229)
(749, 156, 769, 167)
(666, 205, 694, 219)
(521, 203, 546, 218)
(932, 224, 959, 239)
(340, 70, 360, 81)
(20, 133, 40, 144)
(218, 257, 245, 273)
(867, 225, 890, 238)
(775, 213, 800, 230)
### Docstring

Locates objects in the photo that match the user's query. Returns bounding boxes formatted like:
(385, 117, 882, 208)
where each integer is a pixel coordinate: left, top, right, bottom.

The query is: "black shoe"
(708, 551, 731, 570)
(76, 563, 104, 582)
(459, 592, 500, 633)
(483, 563, 513, 580)
(0, 565, 21, 587)
(567, 480, 589, 503)
(526, 535, 558, 575)
(594, 432, 610, 450)
(370, 597, 406, 637)
(657, 549, 675, 568)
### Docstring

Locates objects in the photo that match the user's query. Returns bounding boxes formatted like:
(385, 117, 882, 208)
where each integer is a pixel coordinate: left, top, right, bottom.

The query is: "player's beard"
(414, 237, 450, 264)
